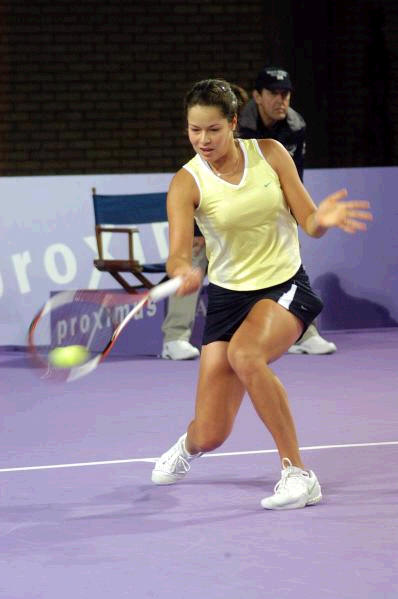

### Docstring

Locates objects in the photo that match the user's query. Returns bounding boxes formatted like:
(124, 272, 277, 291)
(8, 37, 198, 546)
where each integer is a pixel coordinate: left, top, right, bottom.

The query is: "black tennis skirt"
(202, 265, 323, 345)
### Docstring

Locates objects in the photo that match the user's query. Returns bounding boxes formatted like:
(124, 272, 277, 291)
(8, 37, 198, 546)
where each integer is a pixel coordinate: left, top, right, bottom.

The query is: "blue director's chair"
(92, 188, 168, 293)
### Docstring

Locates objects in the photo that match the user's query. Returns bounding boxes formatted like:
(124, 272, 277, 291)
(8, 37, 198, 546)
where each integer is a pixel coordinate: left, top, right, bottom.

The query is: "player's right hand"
(176, 267, 203, 296)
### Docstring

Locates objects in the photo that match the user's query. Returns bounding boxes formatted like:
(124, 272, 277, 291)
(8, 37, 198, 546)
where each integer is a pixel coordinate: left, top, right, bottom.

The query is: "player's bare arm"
(260, 139, 372, 237)
(166, 168, 203, 295)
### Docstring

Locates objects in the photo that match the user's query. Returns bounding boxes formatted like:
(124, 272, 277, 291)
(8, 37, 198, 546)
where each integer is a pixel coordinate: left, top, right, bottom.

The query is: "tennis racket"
(28, 276, 182, 383)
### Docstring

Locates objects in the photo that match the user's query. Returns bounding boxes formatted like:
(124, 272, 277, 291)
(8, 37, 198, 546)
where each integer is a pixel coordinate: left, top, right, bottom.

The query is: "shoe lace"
(273, 458, 308, 495)
(159, 446, 191, 474)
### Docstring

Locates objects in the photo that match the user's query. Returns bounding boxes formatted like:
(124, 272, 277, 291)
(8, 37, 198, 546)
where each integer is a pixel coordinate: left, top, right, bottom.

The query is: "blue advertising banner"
(47, 290, 165, 356)
(0, 167, 397, 346)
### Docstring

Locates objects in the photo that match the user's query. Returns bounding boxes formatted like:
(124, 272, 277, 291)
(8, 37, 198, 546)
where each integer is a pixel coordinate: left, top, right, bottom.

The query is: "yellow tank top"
(183, 138, 301, 290)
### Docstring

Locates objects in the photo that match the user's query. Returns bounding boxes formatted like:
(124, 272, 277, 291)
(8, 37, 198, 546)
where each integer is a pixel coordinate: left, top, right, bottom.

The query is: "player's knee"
(192, 425, 228, 452)
(227, 345, 263, 382)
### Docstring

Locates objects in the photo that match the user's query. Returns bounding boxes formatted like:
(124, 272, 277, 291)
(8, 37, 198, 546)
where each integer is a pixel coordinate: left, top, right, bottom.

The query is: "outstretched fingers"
(340, 219, 368, 234)
(316, 190, 373, 233)
(340, 201, 373, 233)
(345, 200, 372, 211)
(326, 188, 348, 203)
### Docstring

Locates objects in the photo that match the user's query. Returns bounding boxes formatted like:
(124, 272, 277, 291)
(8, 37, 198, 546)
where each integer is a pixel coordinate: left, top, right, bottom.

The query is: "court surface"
(0, 328, 397, 599)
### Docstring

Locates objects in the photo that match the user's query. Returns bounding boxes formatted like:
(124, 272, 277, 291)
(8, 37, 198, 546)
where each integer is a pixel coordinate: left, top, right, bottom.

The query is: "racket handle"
(149, 276, 183, 302)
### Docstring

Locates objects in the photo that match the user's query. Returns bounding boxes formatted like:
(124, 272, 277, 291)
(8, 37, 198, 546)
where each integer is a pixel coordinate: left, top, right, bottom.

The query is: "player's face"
(187, 105, 236, 161)
(254, 88, 291, 125)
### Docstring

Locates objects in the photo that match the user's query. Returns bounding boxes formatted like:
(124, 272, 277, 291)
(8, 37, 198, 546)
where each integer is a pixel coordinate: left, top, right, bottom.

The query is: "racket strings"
(30, 291, 148, 359)
(28, 277, 182, 382)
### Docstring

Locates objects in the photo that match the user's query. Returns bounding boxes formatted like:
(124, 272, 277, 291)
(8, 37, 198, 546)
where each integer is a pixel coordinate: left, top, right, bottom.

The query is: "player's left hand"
(315, 188, 373, 233)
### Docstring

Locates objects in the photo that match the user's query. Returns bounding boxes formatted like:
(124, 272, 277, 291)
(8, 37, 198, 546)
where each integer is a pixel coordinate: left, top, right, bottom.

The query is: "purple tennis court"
(1, 328, 397, 599)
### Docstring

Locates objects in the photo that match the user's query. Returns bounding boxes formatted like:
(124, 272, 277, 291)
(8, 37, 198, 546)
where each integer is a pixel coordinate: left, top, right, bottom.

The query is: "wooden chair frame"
(92, 188, 168, 293)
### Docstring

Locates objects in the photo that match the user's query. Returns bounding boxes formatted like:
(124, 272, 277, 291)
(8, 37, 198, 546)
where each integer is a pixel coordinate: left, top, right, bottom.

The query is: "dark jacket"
(238, 99, 306, 181)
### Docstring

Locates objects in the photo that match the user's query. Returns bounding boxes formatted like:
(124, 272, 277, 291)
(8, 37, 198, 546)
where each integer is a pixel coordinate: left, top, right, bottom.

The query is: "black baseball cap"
(255, 67, 293, 92)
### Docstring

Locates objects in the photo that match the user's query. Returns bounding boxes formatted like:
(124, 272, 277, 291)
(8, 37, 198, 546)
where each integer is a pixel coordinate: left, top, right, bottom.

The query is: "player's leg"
(186, 341, 245, 453)
(151, 341, 245, 484)
(228, 299, 322, 509)
(228, 299, 303, 464)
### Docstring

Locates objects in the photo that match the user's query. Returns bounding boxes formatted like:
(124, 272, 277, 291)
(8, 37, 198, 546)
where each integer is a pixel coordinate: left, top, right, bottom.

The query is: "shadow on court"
(314, 272, 398, 329)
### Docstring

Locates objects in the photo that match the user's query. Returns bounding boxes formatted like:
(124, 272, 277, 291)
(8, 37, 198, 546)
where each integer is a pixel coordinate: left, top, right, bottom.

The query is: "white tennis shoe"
(288, 332, 337, 355)
(261, 458, 322, 510)
(152, 433, 202, 485)
(161, 340, 200, 360)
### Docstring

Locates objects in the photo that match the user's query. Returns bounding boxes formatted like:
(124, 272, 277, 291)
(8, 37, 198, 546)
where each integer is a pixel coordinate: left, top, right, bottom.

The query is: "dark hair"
(185, 79, 239, 122)
(229, 83, 249, 117)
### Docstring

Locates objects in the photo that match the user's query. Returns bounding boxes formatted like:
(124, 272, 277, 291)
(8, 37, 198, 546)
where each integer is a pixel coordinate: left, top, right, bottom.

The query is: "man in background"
(238, 66, 336, 354)
(161, 235, 206, 360)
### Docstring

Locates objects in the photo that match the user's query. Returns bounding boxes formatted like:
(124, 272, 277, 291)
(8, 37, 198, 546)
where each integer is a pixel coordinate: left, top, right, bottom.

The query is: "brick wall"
(291, 0, 398, 168)
(324, 0, 398, 167)
(0, 0, 397, 175)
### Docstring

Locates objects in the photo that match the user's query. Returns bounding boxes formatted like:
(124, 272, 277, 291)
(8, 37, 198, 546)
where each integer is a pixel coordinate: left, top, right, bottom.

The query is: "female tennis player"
(151, 79, 373, 509)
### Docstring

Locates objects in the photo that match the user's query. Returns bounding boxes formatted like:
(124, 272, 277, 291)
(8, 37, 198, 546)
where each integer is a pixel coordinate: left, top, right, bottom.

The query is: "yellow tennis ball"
(48, 345, 90, 369)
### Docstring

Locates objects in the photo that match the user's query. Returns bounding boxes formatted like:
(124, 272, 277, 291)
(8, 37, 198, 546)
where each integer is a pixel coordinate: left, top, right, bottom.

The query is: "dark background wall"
(0, 0, 397, 176)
